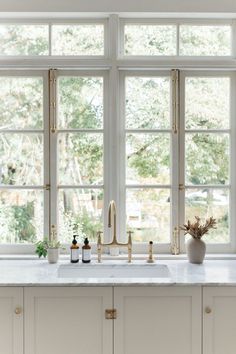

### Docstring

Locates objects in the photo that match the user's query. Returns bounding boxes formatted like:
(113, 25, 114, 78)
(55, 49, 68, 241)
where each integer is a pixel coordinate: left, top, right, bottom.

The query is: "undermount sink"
(58, 263, 170, 279)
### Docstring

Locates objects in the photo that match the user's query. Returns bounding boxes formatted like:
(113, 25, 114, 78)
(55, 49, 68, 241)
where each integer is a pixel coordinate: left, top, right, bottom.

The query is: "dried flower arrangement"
(180, 216, 217, 239)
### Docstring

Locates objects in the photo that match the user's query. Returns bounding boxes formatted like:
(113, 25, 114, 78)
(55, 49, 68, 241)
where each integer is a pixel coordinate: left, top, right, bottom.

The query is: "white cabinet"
(203, 287, 236, 354)
(114, 286, 201, 354)
(0, 287, 23, 354)
(6, 284, 236, 354)
(24, 287, 113, 354)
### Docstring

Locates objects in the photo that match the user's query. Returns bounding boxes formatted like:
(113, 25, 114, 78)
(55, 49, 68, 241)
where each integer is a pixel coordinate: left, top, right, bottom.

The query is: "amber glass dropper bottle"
(82, 238, 91, 263)
(70, 235, 79, 263)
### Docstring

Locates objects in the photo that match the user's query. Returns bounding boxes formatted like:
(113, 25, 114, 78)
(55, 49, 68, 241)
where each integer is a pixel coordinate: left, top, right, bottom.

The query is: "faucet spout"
(108, 200, 117, 243)
(97, 200, 132, 263)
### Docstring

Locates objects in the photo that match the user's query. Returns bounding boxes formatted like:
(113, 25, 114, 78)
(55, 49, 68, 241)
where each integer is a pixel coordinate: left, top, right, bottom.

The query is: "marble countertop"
(1, 259, 236, 286)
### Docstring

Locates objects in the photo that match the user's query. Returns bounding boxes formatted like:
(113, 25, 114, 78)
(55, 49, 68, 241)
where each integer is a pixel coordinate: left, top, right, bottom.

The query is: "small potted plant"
(35, 239, 64, 264)
(180, 216, 217, 264)
(35, 226, 64, 264)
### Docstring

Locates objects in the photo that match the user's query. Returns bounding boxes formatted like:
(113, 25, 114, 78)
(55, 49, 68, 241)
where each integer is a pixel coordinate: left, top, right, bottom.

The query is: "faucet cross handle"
(127, 231, 133, 263)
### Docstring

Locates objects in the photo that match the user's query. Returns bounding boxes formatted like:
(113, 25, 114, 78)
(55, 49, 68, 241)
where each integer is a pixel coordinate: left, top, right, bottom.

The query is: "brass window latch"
(105, 309, 117, 320)
(171, 227, 180, 255)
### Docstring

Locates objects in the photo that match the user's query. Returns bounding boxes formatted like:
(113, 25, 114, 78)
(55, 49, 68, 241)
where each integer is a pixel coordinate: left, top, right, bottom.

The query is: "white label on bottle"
(83, 249, 91, 261)
(71, 248, 79, 261)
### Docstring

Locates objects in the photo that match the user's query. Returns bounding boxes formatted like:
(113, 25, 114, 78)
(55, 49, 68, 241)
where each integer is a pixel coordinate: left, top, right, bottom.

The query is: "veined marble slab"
(0, 259, 236, 286)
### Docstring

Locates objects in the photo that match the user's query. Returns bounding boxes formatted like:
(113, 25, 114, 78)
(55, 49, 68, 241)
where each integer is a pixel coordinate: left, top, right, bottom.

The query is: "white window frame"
(179, 70, 236, 253)
(119, 70, 177, 254)
(49, 69, 111, 244)
(0, 70, 50, 254)
(0, 15, 235, 254)
(119, 18, 234, 60)
(0, 18, 109, 60)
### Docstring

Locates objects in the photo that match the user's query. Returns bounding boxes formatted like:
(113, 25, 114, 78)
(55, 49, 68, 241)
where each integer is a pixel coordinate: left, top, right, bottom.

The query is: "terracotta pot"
(47, 248, 59, 264)
(186, 238, 206, 264)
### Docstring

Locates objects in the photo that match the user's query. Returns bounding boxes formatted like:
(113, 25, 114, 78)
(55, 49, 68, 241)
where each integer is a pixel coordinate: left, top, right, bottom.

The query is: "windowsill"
(1, 254, 236, 261)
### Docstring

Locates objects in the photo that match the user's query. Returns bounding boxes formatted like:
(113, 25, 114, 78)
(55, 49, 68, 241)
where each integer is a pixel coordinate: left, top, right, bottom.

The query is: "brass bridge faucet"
(97, 200, 132, 263)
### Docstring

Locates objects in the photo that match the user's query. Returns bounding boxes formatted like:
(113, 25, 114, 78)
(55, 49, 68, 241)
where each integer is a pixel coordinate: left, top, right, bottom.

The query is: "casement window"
(0, 16, 235, 254)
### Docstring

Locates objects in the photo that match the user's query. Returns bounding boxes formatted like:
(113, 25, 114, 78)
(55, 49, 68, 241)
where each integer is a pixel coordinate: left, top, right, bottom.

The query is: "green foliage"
(35, 239, 64, 258)
(74, 210, 103, 241)
(35, 241, 48, 258)
(11, 202, 36, 243)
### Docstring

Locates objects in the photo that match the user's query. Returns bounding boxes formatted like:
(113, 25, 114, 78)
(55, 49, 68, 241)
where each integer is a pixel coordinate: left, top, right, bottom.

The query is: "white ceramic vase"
(47, 248, 59, 264)
(186, 238, 206, 264)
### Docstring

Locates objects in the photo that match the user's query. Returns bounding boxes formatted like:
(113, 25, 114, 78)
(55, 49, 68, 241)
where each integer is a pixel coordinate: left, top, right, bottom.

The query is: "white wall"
(0, 0, 236, 14)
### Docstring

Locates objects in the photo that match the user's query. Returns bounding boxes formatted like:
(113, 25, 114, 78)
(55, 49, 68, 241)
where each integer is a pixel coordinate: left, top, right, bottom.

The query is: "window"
(179, 25, 231, 56)
(0, 16, 235, 254)
(51, 24, 104, 56)
(0, 72, 49, 246)
(121, 73, 172, 244)
(121, 20, 232, 57)
(55, 71, 106, 242)
(182, 72, 232, 251)
(0, 21, 106, 57)
(0, 24, 49, 56)
(124, 24, 177, 56)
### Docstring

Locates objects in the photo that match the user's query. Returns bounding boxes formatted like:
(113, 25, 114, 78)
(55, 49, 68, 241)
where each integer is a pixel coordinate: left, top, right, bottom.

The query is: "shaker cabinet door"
(0, 287, 23, 354)
(203, 286, 236, 354)
(114, 286, 201, 354)
(24, 287, 113, 354)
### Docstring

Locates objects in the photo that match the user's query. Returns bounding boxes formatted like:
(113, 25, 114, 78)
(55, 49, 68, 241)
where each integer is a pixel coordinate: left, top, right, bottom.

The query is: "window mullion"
(179, 70, 186, 253)
(230, 73, 236, 251)
(43, 71, 50, 239)
(118, 71, 126, 245)
(171, 69, 180, 254)
(49, 69, 58, 240)
(107, 14, 121, 244)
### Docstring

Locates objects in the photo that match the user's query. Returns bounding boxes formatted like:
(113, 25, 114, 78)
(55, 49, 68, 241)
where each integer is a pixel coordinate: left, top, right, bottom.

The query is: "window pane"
(52, 25, 104, 55)
(58, 133, 103, 185)
(126, 77, 171, 129)
(0, 25, 49, 56)
(0, 134, 43, 185)
(0, 190, 43, 243)
(58, 188, 103, 242)
(0, 77, 43, 130)
(185, 77, 230, 129)
(126, 188, 170, 243)
(126, 134, 170, 185)
(180, 25, 231, 56)
(58, 77, 103, 129)
(185, 188, 229, 243)
(124, 25, 176, 56)
(185, 133, 229, 185)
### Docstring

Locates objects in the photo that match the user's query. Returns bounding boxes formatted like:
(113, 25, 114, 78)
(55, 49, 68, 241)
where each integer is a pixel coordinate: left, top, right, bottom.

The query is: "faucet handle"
(147, 241, 155, 263)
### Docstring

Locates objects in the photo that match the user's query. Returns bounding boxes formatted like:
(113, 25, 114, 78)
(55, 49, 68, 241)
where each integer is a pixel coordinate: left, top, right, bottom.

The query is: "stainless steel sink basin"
(58, 263, 170, 279)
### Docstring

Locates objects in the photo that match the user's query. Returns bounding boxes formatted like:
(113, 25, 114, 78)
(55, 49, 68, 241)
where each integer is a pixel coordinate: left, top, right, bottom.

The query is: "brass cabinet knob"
(205, 307, 212, 314)
(14, 307, 22, 315)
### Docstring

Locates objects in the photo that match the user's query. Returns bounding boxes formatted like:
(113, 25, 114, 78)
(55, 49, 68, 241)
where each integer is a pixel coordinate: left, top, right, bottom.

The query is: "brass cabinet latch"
(105, 309, 117, 320)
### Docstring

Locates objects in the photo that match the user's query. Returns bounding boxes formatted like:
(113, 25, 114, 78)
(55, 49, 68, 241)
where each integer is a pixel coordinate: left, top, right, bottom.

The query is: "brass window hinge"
(171, 227, 180, 255)
(171, 69, 179, 134)
(105, 309, 117, 320)
(49, 69, 57, 133)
